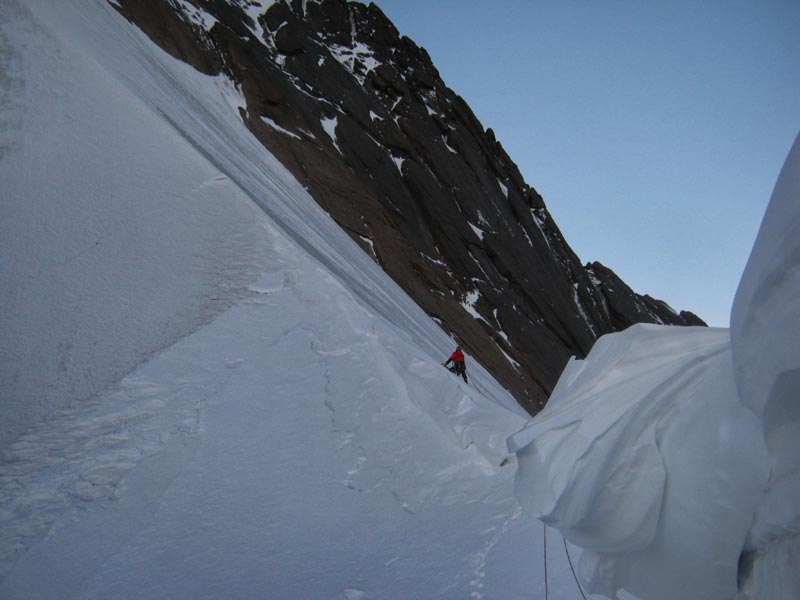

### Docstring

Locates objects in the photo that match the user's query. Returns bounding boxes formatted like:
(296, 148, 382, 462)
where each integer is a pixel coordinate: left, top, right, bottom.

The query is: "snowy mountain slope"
(0, 0, 524, 452)
(0, 0, 277, 451)
(110, 0, 705, 415)
(511, 133, 800, 600)
(0, 215, 530, 598)
(0, 1, 592, 597)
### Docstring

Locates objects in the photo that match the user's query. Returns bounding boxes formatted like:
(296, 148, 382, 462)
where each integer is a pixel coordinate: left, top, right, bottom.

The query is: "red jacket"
(449, 349, 465, 363)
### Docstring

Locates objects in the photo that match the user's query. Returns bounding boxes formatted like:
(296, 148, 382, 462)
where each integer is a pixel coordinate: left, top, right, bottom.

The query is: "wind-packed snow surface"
(0, 1, 592, 598)
(511, 133, 800, 600)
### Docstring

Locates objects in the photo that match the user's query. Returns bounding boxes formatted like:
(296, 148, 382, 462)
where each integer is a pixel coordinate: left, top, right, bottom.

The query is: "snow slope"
(511, 133, 800, 600)
(1, 1, 590, 598)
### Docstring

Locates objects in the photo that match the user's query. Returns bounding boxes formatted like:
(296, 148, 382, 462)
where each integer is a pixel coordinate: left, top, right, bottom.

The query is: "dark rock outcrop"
(111, 0, 706, 414)
(586, 262, 706, 329)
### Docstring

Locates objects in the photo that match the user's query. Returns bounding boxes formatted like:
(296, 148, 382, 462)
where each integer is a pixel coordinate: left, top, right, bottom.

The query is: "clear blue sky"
(373, 0, 800, 327)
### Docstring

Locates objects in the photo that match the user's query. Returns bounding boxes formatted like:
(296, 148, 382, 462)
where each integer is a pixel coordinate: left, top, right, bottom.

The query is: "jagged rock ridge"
(111, 0, 705, 413)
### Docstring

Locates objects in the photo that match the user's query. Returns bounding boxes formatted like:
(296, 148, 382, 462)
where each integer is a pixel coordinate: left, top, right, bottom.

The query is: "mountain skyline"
(106, 0, 706, 416)
(374, 0, 800, 328)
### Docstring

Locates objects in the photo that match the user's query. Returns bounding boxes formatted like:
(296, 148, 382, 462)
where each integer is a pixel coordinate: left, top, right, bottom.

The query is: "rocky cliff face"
(111, 0, 705, 413)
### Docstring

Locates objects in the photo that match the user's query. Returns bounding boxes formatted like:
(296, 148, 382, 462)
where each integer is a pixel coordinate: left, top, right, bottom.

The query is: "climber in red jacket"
(443, 346, 468, 383)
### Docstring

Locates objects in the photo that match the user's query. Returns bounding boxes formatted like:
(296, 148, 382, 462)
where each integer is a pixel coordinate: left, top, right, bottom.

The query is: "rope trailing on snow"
(543, 523, 549, 600)
(563, 536, 588, 600)
(544, 523, 589, 600)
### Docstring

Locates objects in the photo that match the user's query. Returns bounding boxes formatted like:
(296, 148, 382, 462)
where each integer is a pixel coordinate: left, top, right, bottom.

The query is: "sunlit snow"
(261, 115, 302, 139)
(497, 178, 508, 198)
(468, 222, 485, 241)
(321, 115, 341, 153)
(328, 41, 381, 86)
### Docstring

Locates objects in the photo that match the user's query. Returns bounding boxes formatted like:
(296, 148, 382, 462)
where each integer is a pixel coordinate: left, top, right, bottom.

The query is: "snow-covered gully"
(2, 1, 797, 599)
(0, 2, 585, 598)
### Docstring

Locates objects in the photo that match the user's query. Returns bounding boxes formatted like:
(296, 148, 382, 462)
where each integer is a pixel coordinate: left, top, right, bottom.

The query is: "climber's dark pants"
(451, 361, 467, 382)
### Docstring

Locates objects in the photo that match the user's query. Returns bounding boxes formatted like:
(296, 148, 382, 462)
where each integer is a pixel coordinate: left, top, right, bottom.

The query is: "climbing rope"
(542, 523, 589, 600)
(563, 536, 588, 600)
(543, 524, 549, 600)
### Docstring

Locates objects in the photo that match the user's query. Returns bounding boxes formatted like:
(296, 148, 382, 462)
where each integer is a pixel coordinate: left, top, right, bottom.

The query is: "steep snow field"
(5, 2, 795, 599)
(0, 1, 589, 598)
